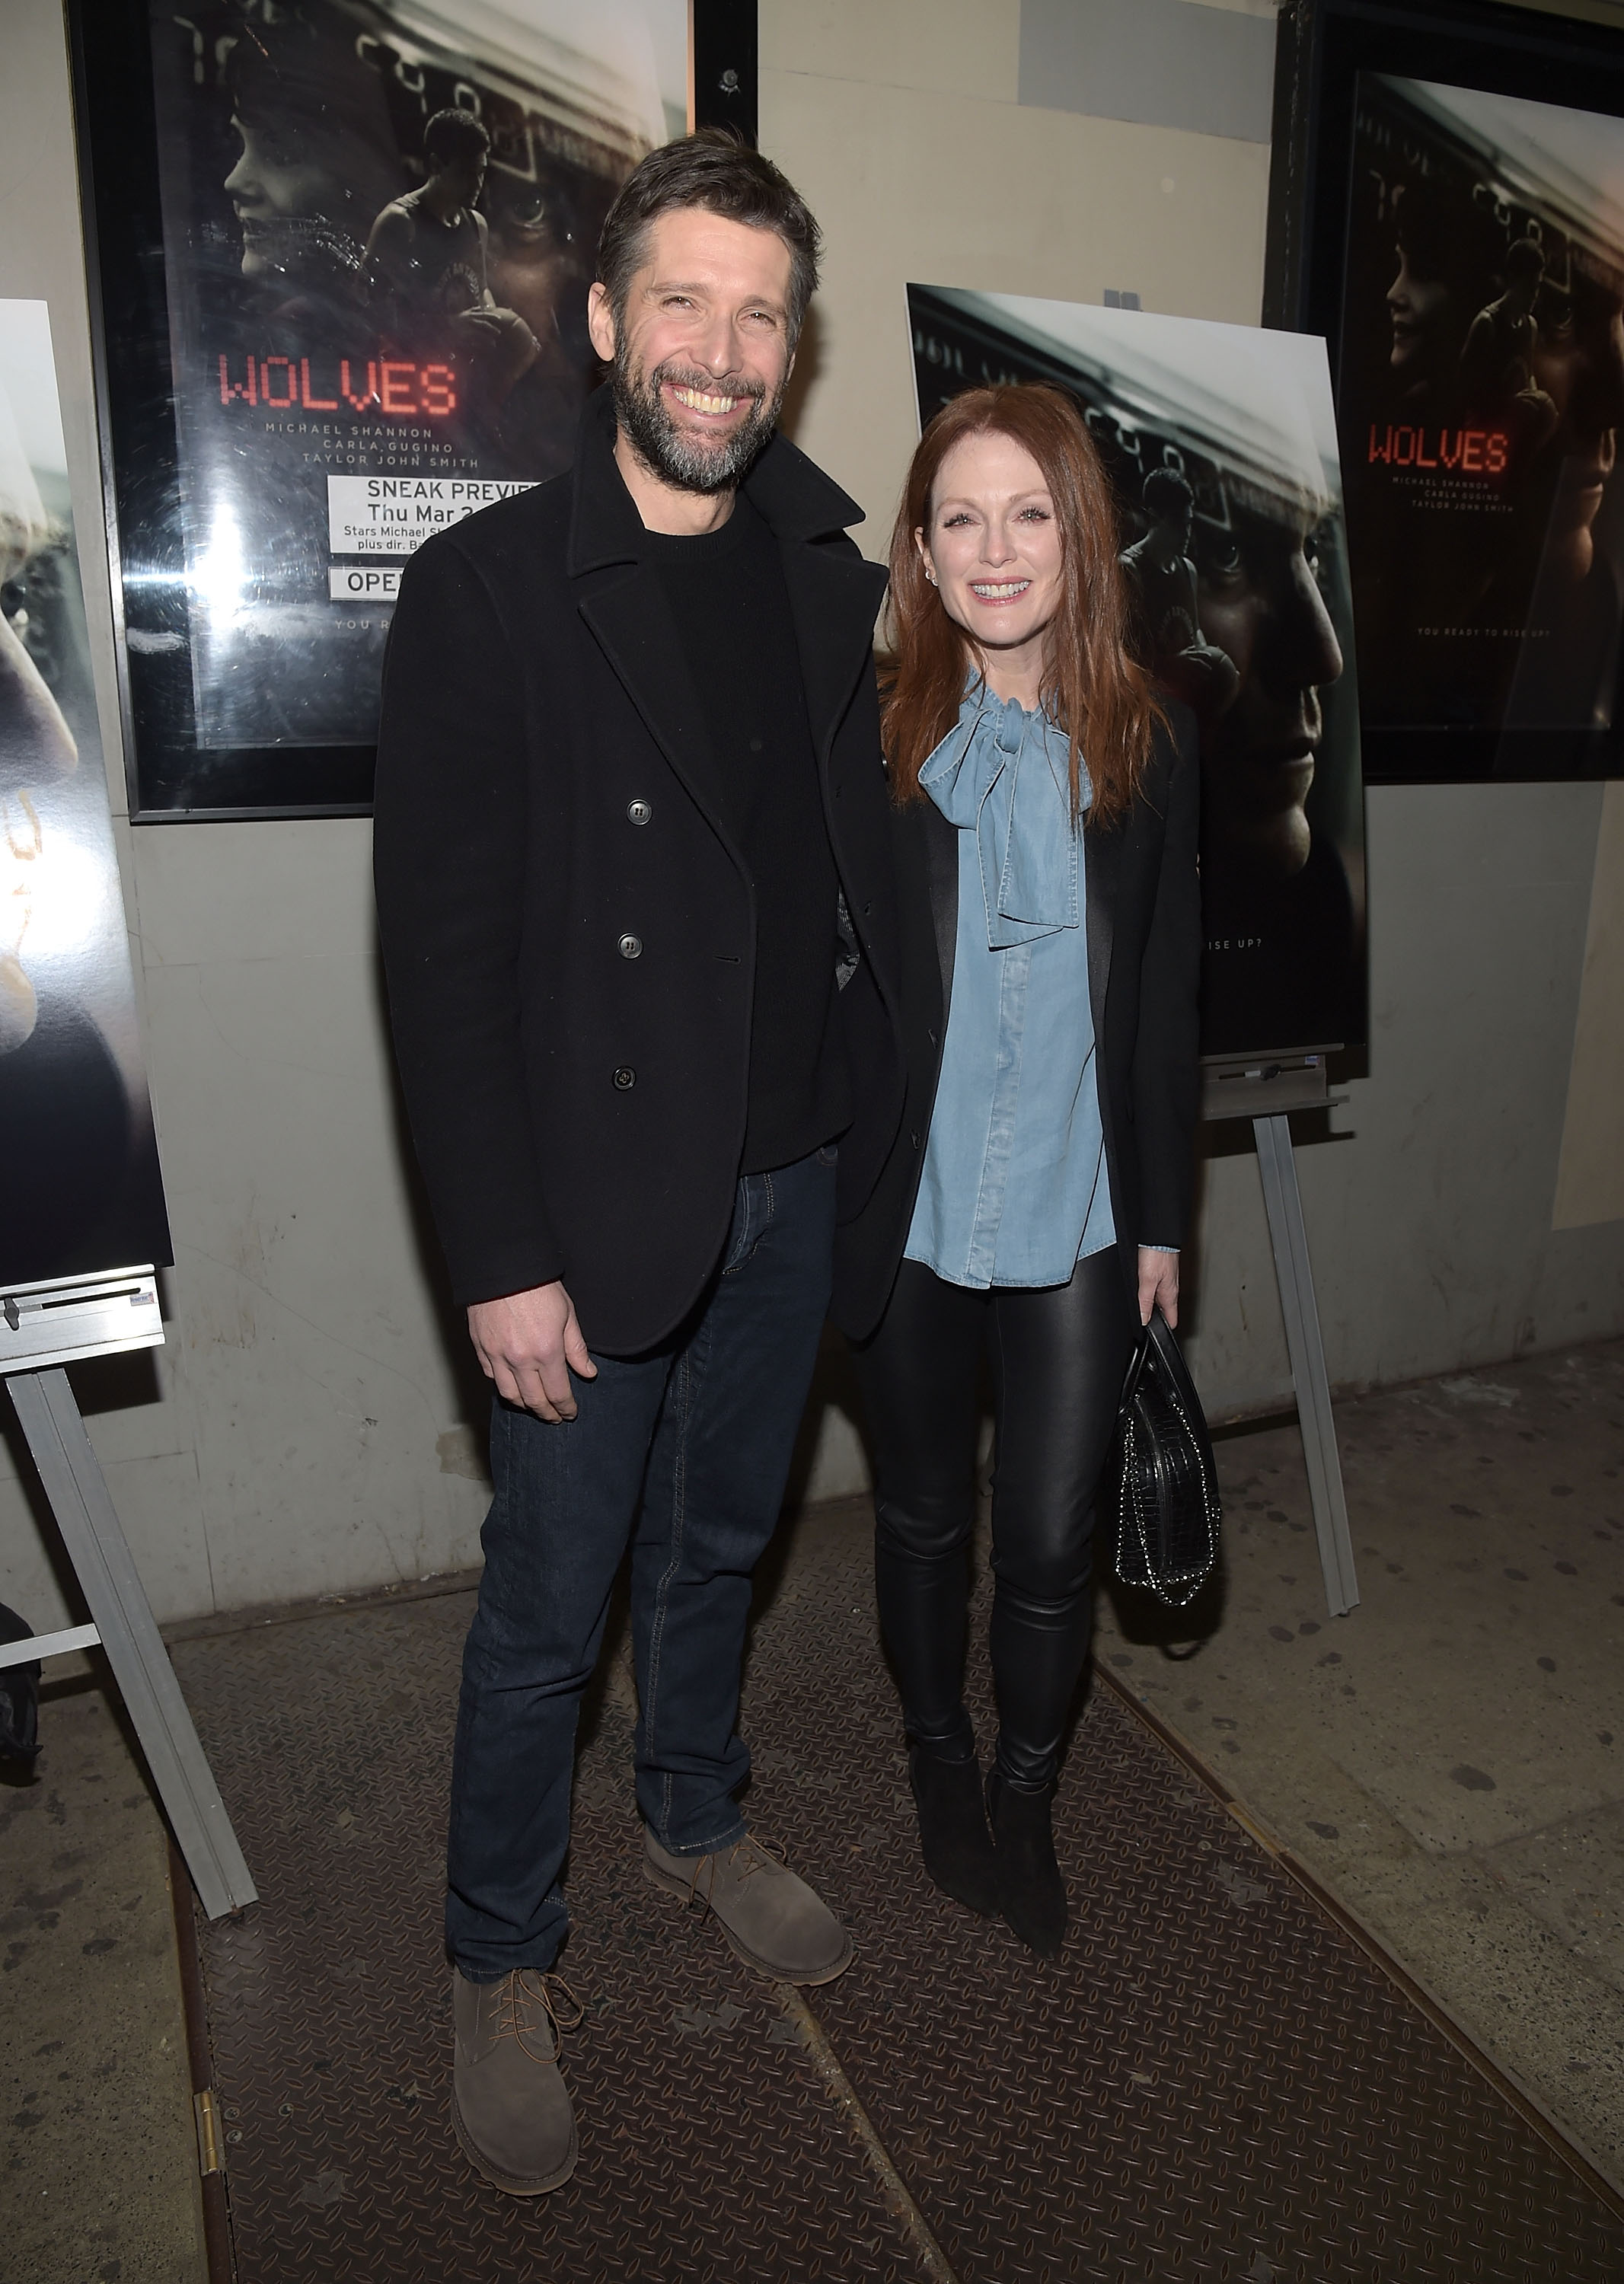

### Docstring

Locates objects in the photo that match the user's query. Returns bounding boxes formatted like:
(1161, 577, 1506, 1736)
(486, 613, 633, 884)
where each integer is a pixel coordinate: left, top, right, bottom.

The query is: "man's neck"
(420, 179, 464, 226)
(611, 426, 736, 537)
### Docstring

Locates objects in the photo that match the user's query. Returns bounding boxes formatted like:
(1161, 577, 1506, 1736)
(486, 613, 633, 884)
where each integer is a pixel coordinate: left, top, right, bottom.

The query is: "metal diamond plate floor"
(174, 1504, 1624, 2282)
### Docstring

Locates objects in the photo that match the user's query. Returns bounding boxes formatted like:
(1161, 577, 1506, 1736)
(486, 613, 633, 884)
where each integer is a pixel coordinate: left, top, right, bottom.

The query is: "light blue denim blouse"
(903, 685, 1117, 1290)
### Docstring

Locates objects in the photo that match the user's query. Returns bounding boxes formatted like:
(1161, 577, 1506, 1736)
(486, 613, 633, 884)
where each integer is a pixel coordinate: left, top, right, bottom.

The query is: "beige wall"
(762, 0, 1271, 562)
(3, 0, 1622, 1638)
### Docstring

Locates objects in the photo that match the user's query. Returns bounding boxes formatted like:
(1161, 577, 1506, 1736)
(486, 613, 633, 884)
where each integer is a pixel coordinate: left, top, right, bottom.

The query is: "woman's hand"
(1136, 1246, 1179, 1329)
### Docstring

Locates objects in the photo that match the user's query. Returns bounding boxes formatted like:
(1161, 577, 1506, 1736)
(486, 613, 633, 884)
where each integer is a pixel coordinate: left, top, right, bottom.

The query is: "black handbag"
(1110, 1309, 1222, 1607)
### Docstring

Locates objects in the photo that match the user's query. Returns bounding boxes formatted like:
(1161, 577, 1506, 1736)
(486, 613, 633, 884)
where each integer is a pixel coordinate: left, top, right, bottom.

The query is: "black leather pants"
(853, 1246, 1133, 1791)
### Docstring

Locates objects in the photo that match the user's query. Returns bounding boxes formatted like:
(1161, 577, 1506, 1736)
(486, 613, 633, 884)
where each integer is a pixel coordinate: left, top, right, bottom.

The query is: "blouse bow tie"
(918, 689, 1087, 949)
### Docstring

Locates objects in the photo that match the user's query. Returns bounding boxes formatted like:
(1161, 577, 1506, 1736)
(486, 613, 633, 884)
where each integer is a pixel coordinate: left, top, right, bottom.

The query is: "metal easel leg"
(6, 1367, 257, 1917)
(1252, 1114, 1361, 1618)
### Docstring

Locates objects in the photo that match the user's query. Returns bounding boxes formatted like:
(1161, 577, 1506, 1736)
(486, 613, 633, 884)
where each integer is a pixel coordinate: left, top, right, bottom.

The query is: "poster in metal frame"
(1266, 0, 1624, 786)
(69, 0, 755, 821)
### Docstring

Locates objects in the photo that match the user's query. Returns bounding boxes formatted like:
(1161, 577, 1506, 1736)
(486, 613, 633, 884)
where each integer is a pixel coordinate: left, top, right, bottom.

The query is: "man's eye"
(1201, 538, 1243, 578)
(498, 193, 554, 241)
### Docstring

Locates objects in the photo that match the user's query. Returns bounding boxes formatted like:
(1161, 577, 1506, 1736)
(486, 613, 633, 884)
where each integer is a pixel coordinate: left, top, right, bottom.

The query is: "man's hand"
(1136, 1247, 1179, 1330)
(467, 1282, 598, 1422)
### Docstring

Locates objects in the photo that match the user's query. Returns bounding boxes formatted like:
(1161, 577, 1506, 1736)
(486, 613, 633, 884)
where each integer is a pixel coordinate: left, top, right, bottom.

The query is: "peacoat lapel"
(1084, 815, 1120, 1051)
(567, 391, 738, 844)
(566, 387, 884, 837)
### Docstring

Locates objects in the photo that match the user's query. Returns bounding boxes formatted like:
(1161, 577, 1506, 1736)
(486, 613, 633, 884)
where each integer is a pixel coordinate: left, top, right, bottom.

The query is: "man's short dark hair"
(425, 109, 490, 169)
(1143, 467, 1194, 522)
(1505, 236, 1545, 282)
(597, 129, 822, 344)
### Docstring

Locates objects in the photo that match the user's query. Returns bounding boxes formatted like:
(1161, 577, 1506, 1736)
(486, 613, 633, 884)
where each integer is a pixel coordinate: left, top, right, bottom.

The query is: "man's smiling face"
(587, 206, 796, 494)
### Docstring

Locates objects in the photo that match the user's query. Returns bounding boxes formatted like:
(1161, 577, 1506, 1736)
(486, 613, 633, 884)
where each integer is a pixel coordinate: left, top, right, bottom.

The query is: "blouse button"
(618, 933, 643, 959)
(613, 1067, 636, 1090)
(627, 799, 652, 825)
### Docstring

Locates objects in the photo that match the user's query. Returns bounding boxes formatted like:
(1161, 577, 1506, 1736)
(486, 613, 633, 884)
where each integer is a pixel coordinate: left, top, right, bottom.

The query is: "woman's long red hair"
(882, 384, 1161, 828)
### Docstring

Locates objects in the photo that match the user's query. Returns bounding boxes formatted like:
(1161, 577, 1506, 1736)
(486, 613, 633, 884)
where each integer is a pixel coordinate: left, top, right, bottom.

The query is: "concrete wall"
(3, 0, 1622, 1635)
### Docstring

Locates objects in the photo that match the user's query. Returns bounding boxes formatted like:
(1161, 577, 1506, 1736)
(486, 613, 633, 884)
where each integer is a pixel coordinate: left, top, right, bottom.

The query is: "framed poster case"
(69, 0, 754, 821)
(1265, 0, 1624, 785)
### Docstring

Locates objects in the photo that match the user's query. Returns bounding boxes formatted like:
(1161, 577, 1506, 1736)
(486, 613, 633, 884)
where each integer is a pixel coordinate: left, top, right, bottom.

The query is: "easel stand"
(1203, 1056, 1361, 1618)
(2, 1269, 256, 1918)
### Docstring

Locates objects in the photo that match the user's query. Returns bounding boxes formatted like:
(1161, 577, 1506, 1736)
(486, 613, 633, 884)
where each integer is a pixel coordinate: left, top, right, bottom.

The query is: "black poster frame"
(68, 0, 755, 823)
(1265, 0, 1624, 784)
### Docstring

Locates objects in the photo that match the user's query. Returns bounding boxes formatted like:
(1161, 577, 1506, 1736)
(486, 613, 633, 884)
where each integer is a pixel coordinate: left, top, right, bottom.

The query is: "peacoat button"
(618, 933, 643, 959)
(627, 799, 652, 825)
(911, 1131, 921, 1150)
(613, 1066, 636, 1090)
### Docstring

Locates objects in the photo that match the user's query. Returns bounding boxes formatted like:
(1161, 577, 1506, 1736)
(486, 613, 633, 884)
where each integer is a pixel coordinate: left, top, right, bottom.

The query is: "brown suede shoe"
(643, 1829, 853, 1985)
(451, 1968, 582, 2196)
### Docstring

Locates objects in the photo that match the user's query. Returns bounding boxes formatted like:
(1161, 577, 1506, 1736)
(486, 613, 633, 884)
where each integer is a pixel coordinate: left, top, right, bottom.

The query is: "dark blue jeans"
(445, 1146, 838, 1981)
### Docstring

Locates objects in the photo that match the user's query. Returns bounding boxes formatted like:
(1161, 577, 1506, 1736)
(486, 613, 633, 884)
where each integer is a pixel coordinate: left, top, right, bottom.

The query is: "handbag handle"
(1115, 1305, 1162, 1418)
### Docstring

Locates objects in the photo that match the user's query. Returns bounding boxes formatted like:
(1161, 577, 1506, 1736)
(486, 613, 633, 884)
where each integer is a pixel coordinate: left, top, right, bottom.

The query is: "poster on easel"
(0, 299, 171, 1288)
(906, 286, 1367, 1063)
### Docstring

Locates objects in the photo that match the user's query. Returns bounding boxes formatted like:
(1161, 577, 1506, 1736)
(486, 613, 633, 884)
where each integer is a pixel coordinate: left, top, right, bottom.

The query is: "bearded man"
(372, 132, 903, 2196)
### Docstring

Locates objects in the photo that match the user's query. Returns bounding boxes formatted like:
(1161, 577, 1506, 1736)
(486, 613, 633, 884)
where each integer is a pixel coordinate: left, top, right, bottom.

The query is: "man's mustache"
(646, 359, 768, 409)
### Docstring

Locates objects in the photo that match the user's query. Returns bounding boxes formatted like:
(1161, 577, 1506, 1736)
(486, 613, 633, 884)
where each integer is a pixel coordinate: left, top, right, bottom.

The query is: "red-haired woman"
(838, 385, 1201, 1957)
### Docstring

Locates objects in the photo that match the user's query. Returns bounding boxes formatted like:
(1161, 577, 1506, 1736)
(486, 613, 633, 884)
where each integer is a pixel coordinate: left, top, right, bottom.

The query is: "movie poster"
(1341, 76, 1624, 782)
(139, 0, 683, 780)
(0, 302, 171, 1287)
(907, 286, 1367, 1061)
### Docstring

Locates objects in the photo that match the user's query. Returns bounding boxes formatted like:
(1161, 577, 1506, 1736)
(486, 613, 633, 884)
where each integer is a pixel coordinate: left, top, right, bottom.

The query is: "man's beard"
(611, 344, 780, 493)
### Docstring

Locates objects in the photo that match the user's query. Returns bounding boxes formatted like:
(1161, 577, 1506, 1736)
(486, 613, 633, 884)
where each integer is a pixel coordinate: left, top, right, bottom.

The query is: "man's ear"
(585, 280, 616, 365)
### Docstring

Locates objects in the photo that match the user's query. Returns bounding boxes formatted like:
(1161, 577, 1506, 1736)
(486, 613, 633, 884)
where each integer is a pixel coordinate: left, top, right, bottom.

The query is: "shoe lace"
(493, 1970, 584, 2062)
(683, 1833, 786, 1911)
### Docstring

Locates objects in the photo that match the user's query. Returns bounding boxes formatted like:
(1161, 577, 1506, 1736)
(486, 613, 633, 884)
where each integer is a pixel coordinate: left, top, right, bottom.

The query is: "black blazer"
(374, 389, 904, 1354)
(831, 704, 1201, 1341)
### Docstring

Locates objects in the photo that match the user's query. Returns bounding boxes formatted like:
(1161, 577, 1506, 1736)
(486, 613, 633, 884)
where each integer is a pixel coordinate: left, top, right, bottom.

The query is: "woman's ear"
(914, 527, 937, 587)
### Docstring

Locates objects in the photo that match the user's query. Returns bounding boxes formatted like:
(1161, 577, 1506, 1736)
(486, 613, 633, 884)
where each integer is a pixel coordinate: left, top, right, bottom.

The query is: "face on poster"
(0, 301, 171, 1287)
(907, 286, 1367, 1061)
(1341, 75, 1624, 780)
(141, 0, 684, 774)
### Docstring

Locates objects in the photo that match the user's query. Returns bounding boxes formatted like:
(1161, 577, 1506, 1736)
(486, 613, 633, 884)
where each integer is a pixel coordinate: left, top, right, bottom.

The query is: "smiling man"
(372, 132, 902, 2198)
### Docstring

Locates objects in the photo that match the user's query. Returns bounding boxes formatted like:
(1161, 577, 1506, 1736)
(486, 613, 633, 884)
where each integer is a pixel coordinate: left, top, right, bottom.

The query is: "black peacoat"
(831, 703, 1201, 1343)
(373, 388, 904, 1355)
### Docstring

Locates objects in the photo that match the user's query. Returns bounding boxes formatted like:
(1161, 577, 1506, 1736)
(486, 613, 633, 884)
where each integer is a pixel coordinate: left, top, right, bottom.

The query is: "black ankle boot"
(987, 1769, 1067, 1957)
(908, 1746, 1000, 1916)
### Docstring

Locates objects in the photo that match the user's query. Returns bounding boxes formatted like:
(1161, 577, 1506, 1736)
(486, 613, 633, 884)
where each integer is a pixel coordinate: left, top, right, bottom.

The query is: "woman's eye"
(941, 512, 972, 528)
(1017, 506, 1050, 522)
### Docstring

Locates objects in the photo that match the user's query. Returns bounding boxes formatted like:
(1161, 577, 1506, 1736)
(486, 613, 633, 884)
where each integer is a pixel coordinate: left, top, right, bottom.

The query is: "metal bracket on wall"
(1202, 1054, 1361, 1618)
(2, 1271, 256, 1919)
(692, 0, 758, 143)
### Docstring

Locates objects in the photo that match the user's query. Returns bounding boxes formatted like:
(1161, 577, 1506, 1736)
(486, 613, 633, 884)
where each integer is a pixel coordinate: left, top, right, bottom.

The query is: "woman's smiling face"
(917, 430, 1065, 680)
